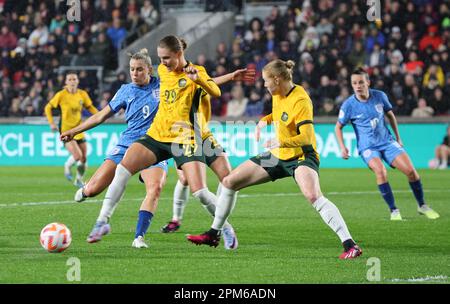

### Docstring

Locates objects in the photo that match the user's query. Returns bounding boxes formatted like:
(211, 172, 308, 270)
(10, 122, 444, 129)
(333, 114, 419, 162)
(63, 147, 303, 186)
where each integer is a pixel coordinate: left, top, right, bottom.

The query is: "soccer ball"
(40, 222, 72, 253)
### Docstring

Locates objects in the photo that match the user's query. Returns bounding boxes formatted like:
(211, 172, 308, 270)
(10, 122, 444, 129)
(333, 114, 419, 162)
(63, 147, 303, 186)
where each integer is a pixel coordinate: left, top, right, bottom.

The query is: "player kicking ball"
(187, 59, 362, 259)
(335, 68, 440, 221)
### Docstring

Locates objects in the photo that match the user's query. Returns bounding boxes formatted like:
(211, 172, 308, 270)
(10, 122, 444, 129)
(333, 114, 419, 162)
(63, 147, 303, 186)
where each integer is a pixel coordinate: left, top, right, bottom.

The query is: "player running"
(61, 49, 168, 248)
(187, 59, 363, 259)
(335, 67, 440, 221)
(45, 72, 99, 188)
(160, 68, 255, 250)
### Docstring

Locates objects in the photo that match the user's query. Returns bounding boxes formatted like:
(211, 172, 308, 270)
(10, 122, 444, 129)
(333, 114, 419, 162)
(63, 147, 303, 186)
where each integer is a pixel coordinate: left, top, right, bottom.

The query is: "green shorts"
(250, 151, 319, 181)
(202, 135, 226, 167)
(135, 135, 206, 169)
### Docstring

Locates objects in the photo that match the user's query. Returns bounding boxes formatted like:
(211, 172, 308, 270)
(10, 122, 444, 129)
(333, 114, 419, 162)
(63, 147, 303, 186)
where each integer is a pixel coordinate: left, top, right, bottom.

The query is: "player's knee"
(178, 175, 188, 186)
(83, 183, 96, 197)
(405, 168, 418, 180)
(146, 182, 163, 198)
(374, 168, 387, 180)
(303, 191, 320, 203)
(221, 175, 238, 191)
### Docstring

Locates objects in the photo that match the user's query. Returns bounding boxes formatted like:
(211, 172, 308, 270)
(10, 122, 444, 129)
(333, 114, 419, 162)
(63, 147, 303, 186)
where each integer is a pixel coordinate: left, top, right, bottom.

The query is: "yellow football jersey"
(269, 85, 318, 161)
(148, 63, 217, 144)
(199, 92, 213, 139)
(45, 88, 97, 140)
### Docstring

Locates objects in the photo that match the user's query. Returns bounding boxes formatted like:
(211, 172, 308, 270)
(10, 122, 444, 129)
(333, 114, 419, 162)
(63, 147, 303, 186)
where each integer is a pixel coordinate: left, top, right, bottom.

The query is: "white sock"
(192, 188, 217, 216)
(192, 187, 233, 229)
(211, 186, 237, 231)
(312, 196, 352, 243)
(65, 156, 76, 168)
(172, 180, 190, 221)
(97, 164, 132, 223)
(76, 161, 86, 180)
(216, 183, 223, 197)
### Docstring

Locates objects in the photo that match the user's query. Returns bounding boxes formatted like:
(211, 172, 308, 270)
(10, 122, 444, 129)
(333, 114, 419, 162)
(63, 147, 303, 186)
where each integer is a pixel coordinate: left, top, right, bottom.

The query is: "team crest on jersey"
(281, 112, 288, 122)
(375, 103, 383, 114)
(79, 100, 83, 105)
(178, 78, 187, 87)
(152, 89, 160, 99)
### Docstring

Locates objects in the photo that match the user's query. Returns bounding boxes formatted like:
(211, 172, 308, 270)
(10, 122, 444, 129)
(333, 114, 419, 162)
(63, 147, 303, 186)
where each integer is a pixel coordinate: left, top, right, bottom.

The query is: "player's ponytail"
(128, 48, 152, 68)
(263, 59, 295, 82)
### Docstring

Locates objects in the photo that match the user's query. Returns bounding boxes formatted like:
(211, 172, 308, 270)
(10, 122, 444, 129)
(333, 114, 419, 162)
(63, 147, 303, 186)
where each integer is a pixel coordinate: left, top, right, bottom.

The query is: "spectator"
(419, 25, 443, 51)
(347, 40, 366, 69)
(27, 22, 49, 48)
(226, 84, 248, 117)
(110, 71, 127, 95)
(428, 87, 449, 115)
(90, 31, 112, 67)
(393, 98, 411, 115)
(411, 98, 434, 118)
(0, 25, 18, 50)
(140, 0, 159, 32)
(423, 64, 445, 88)
(107, 18, 127, 51)
(244, 89, 264, 117)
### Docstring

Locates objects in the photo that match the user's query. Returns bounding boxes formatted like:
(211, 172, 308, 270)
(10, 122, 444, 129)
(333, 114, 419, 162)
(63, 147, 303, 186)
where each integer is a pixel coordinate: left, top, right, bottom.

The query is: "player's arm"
(60, 106, 114, 142)
(277, 122, 314, 148)
(44, 93, 60, 131)
(255, 113, 272, 142)
(385, 110, 403, 146)
(212, 68, 256, 85)
(264, 99, 314, 149)
(335, 122, 349, 159)
(81, 91, 99, 115)
(184, 65, 221, 98)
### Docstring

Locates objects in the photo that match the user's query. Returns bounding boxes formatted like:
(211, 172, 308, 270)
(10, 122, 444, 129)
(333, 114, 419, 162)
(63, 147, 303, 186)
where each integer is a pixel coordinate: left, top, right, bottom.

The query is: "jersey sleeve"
(380, 91, 393, 112)
(48, 91, 62, 108)
(108, 85, 127, 113)
(338, 100, 351, 126)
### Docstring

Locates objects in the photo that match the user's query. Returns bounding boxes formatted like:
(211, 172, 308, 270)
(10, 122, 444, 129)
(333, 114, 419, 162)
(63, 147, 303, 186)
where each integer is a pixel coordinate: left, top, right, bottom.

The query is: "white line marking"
(1, 189, 449, 208)
(388, 275, 448, 282)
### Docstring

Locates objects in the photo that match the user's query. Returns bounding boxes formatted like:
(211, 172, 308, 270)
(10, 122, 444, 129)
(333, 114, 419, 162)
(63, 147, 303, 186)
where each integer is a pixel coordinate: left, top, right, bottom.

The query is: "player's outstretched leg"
(392, 154, 440, 220)
(296, 166, 362, 259)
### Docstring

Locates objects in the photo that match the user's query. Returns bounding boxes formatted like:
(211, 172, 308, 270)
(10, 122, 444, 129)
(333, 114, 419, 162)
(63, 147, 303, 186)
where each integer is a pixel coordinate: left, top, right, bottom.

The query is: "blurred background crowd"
(0, 0, 449, 118)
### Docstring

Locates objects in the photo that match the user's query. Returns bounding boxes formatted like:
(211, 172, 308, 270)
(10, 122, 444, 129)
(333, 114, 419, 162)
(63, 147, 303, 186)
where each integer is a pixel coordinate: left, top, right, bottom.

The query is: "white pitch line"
(1, 189, 449, 208)
(388, 275, 448, 282)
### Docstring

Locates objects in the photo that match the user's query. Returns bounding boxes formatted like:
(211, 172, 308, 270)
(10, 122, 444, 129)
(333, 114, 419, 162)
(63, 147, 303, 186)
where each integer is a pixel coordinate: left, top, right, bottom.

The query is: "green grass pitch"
(0, 166, 449, 284)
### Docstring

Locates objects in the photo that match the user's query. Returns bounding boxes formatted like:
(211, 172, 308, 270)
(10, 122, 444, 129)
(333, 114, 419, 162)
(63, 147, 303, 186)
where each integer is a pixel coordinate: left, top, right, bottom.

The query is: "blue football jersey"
(109, 77, 160, 147)
(338, 89, 395, 153)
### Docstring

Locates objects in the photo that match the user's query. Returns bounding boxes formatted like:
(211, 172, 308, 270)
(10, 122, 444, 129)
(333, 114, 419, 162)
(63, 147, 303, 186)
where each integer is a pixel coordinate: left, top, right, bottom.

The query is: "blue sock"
(135, 210, 153, 238)
(409, 179, 425, 207)
(378, 182, 397, 211)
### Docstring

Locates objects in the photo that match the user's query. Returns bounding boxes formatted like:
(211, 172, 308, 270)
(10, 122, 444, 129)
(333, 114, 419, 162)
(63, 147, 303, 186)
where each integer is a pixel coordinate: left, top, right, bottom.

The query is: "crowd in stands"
(0, 0, 449, 119)
(0, 0, 160, 117)
(204, 0, 450, 118)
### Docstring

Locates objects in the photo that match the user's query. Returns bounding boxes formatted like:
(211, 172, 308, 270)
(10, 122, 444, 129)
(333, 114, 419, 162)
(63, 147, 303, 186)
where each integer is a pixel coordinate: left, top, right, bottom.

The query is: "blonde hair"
(128, 48, 152, 68)
(263, 59, 295, 81)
